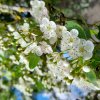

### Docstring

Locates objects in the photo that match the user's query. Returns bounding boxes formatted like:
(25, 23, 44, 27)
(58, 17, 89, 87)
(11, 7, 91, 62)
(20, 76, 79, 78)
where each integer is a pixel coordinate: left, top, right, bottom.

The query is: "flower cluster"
(30, 0, 49, 23)
(6, 0, 96, 92)
(61, 29, 94, 60)
(40, 18, 57, 44)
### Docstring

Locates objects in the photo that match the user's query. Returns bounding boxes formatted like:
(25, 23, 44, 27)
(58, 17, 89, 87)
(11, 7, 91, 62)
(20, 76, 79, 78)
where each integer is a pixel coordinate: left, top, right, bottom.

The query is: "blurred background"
(0, 0, 100, 24)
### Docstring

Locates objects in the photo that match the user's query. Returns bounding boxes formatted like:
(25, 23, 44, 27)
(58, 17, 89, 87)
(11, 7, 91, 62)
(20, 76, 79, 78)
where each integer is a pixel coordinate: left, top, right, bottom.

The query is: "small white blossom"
(82, 66, 90, 72)
(70, 29, 79, 37)
(32, 46, 43, 56)
(67, 44, 80, 59)
(40, 17, 57, 39)
(20, 23, 29, 35)
(9, 55, 16, 61)
(56, 25, 67, 38)
(13, 31, 21, 39)
(7, 25, 15, 32)
(40, 41, 53, 54)
(30, 0, 49, 23)
(17, 38, 28, 48)
(34, 66, 43, 76)
(78, 39, 94, 60)
(47, 60, 71, 81)
(24, 42, 37, 55)
(47, 52, 61, 62)
(49, 35, 57, 44)
(61, 29, 80, 51)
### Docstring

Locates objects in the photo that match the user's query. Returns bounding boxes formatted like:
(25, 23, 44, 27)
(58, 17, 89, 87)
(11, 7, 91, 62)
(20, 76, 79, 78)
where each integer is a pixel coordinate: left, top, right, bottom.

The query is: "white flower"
(9, 55, 16, 61)
(20, 23, 29, 35)
(17, 38, 28, 48)
(66, 44, 80, 59)
(82, 66, 90, 72)
(49, 35, 57, 44)
(30, 0, 45, 12)
(61, 29, 80, 51)
(24, 42, 37, 55)
(78, 39, 94, 60)
(30, 0, 49, 23)
(40, 17, 57, 39)
(32, 46, 43, 56)
(24, 42, 43, 56)
(34, 66, 43, 76)
(56, 25, 67, 38)
(47, 52, 61, 62)
(13, 31, 21, 39)
(40, 41, 53, 54)
(47, 60, 71, 81)
(70, 29, 79, 37)
(7, 25, 15, 32)
(60, 29, 83, 59)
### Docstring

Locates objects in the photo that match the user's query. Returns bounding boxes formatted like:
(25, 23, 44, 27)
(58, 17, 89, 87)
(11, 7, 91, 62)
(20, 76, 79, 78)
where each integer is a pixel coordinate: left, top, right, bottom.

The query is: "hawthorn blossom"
(30, 0, 49, 23)
(7, 25, 15, 32)
(40, 41, 53, 54)
(78, 39, 94, 60)
(82, 66, 90, 72)
(47, 59, 71, 82)
(20, 23, 30, 35)
(24, 42, 37, 55)
(61, 29, 80, 51)
(40, 17, 57, 39)
(3, 0, 96, 92)
(17, 38, 28, 48)
(32, 45, 43, 56)
(56, 25, 67, 38)
(12, 31, 21, 39)
(66, 44, 80, 59)
(49, 35, 57, 44)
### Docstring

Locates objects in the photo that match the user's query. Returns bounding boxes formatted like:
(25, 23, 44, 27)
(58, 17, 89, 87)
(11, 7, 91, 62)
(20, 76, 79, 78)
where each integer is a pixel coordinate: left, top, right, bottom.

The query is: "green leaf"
(28, 53, 40, 69)
(85, 70, 97, 84)
(90, 29, 98, 35)
(65, 21, 90, 39)
(36, 81, 44, 91)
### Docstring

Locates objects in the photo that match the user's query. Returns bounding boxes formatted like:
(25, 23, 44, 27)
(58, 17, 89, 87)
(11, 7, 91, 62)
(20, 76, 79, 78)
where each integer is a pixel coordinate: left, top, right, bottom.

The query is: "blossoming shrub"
(0, 0, 100, 99)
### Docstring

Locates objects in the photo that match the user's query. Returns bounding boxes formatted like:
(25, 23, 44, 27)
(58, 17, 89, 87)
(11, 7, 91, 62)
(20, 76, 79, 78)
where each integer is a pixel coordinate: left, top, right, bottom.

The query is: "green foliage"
(35, 80, 44, 91)
(28, 53, 40, 69)
(85, 70, 97, 85)
(66, 21, 91, 39)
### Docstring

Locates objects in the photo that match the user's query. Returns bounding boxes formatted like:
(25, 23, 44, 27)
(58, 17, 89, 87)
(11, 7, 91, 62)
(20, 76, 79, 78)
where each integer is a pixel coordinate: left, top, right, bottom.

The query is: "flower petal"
(85, 40, 94, 52)
(70, 29, 79, 37)
(83, 51, 93, 60)
(41, 17, 49, 25)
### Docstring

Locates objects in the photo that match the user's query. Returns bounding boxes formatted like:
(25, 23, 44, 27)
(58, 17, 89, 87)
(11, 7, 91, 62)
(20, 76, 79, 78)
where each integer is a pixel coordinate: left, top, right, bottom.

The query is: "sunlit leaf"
(66, 21, 91, 39)
(85, 70, 97, 85)
(28, 53, 40, 69)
